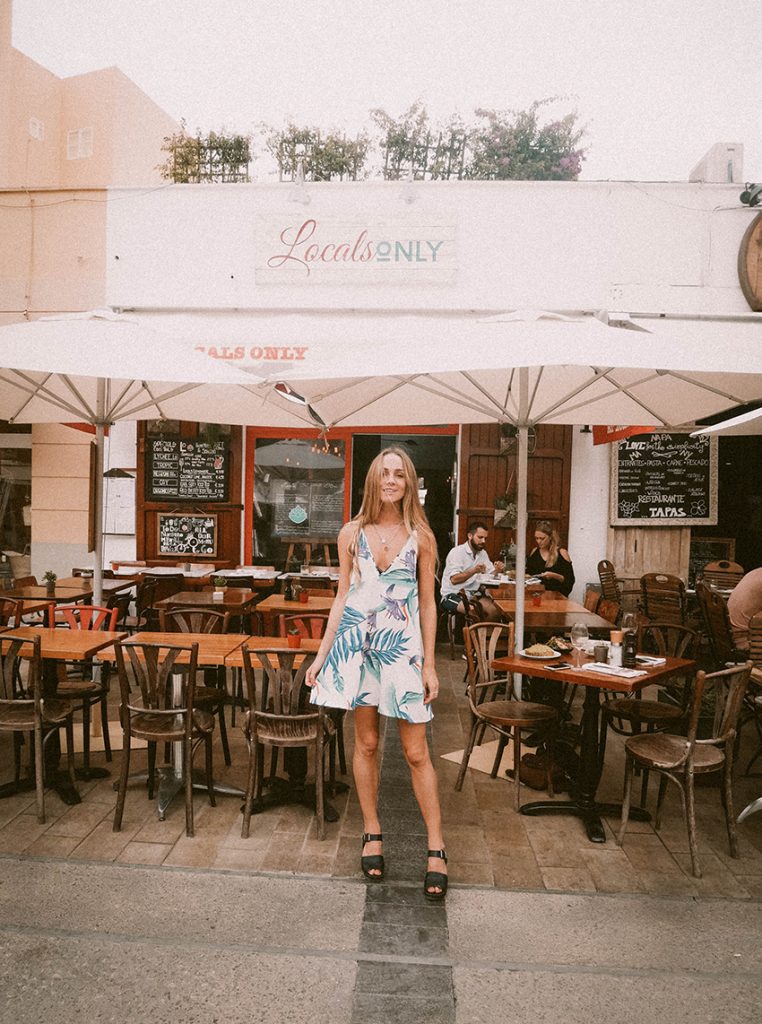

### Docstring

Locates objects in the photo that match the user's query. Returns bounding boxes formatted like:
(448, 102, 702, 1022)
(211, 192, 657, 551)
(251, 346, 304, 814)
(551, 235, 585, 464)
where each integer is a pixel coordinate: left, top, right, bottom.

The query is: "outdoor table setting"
(98, 630, 250, 819)
(154, 588, 260, 615)
(0, 625, 128, 804)
(3, 582, 96, 606)
(494, 594, 613, 635)
(255, 592, 335, 634)
(491, 643, 695, 843)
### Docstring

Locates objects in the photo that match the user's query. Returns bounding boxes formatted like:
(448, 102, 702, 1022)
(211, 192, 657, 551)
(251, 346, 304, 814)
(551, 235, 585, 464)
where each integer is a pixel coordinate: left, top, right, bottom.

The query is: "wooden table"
(3, 584, 95, 606)
(56, 577, 136, 596)
(0, 627, 127, 803)
(154, 589, 259, 614)
(491, 650, 695, 843)
(255, 593, 335, 634)
(495, 594, 613, 635)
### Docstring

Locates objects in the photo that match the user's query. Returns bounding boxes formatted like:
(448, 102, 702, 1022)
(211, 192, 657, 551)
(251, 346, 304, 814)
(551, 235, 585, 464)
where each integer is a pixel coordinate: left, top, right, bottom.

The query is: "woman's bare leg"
(398, 720, 447, 894)
(353, 706, 383, 873)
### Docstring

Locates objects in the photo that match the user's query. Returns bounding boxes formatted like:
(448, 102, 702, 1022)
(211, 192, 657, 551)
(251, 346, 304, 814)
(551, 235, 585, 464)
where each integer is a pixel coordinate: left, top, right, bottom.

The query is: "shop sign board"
(254, 217, 457, 285)
(157, 513, 218, 556)
(146, 438, 228, 503)
(610, 431, 718, 526)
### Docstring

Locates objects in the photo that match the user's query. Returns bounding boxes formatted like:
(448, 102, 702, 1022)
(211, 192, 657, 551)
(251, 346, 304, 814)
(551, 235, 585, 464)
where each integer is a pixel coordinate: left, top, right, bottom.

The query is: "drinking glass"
(570, 622, 589, 668)
(621, 612, 636, 635)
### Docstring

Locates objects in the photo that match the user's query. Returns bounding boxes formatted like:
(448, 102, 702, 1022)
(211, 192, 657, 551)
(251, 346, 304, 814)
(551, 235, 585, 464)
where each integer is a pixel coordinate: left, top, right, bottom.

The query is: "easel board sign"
(610, 432, 718, 527)
(157, 513, 218, 556)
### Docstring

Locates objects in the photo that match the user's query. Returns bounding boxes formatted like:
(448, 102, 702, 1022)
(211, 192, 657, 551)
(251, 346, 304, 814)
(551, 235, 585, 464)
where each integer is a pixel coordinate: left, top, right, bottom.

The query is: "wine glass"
(570, 622, 589, 668)
(621, 612, 636, 636)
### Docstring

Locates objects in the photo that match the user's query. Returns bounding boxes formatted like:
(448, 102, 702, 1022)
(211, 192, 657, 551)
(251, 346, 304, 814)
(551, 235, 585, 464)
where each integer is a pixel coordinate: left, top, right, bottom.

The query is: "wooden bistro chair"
(0, 634, 76, 823)
(617, 661, 752, 878)
(159, 608, 233, 766)
(700, 560, 744, 590)
(112, 640, 215, 838)
(455, 622, 557, 810)
(597, 559, 622, 603)
(0, 596, 23, 628)
(739, 611, 762, 776)
(598, 622, 699, 805)
(640, 572, 687, 626)
(695, 581, 735, 668)
(47, 602, 118, 773)
(239, 645, 334, 840)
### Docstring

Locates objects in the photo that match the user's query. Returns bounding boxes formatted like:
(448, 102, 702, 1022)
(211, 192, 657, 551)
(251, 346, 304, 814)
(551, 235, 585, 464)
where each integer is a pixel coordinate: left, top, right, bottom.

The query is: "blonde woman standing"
(306, 447, 447, 901)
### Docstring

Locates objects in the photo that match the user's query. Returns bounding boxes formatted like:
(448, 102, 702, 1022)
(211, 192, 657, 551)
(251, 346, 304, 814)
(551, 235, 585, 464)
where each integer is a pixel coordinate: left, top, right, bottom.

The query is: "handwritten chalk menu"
(157, 513, 217, 556)
(147, 439, 228, 502)
(611, 432, 718, 526)
(272, 480, 344, 538)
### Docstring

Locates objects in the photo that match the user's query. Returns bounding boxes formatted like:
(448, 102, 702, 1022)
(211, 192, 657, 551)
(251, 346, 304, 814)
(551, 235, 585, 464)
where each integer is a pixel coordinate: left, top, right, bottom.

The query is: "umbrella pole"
(514, 423, 528, 698)
(92, 379, 105, 608)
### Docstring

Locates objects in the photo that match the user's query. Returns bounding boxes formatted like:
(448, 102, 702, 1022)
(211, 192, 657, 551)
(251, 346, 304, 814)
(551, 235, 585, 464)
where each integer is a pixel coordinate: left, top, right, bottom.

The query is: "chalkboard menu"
(611, 432, 718, 526)
(157, 513, 217, 556)
(272, 480, 344, 538)
(146, 439, 228, 502)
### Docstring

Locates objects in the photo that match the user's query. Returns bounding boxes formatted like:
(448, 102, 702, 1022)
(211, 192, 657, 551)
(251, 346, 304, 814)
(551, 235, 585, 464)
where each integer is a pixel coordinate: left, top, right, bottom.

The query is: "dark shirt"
(527, 548, 575, 597)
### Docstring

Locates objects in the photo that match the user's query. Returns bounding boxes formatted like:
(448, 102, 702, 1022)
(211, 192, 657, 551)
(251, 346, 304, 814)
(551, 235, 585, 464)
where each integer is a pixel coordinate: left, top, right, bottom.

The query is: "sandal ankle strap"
(427, 848, 447, 862)
(363, 833, 383, 843)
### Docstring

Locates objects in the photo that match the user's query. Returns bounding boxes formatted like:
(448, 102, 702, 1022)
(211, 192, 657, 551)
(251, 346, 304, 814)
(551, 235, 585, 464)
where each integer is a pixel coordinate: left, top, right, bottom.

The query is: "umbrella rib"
(531, 366, 615, 423)
(1, 370, 89, 421)
(59, 374, 97, 421)
(110, 381, 200, 420)
(459, 371, 517, 419)
(105, 379, 140, 421)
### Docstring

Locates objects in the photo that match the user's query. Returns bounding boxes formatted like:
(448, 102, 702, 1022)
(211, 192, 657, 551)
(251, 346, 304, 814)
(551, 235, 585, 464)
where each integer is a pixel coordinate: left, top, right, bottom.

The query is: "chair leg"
(113, 734, 131, 832)
(617, 752, 634, 845)
(334, 711, 347, 775)
(684, 769, 701, 878)
(64, 717, 77, 788)
(204, 736, 216, 807)
(597, 713, 609, 777)
(147, 742, 156, 800)
(184, 738, 194, 838)
(491, 734, 509, 779)
(455, 719, 480, 791)
(315, 735, 325, 840)
(241, 736, 258, 839)
(100, 691, 112, 763)
(33, 720, 45, 825)
(512, 728, 521, 811)
(216, 700, 231, 767)
(655, 774, 669, 830)
(722, 754, 739, 858)
(81, 699, 91, 772)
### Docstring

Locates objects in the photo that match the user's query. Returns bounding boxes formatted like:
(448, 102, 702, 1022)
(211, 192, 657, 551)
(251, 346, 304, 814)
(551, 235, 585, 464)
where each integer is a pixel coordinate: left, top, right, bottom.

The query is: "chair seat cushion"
(603, 698, 682, 725)
(475, 699, 556, 728)
(0, 697, 73, 728)
(129, 709, 214, 741)
(625, 732, 725, 773)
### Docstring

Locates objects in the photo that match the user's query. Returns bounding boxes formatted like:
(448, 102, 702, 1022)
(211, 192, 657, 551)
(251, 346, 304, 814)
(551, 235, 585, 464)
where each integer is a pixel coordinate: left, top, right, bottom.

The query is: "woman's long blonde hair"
(535, 519, 562, 568)
(348, 446, 435, 571)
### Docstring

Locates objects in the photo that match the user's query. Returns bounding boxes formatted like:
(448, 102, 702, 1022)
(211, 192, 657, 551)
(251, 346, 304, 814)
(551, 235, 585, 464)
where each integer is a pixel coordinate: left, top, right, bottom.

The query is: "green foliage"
(159, 121, 252, 183)
(42, 570, 57, 584)
(266, 123, 369, 181)
(466, 100, 585, 181)
(370, 102, 467, 180)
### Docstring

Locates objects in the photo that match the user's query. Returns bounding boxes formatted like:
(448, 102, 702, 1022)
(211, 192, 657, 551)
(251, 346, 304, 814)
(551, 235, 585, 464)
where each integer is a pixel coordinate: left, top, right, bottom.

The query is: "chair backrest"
(695, 581, 735, 667)
(687, 662, 752, 757)
(106, 590, 132, 627)
(701, 560, 745, 589)
(0, 597, 22, 627)
(279, 613, 329, 639)
(13, 575, 37, 588)
(114, 640, 199, 717)
(596, 598, 621, 625)
(584, 589, 601, 614)
(239, 644, 317, 718)
(597, 559, 621, 602)
(48, 603, 117, 631)
(142, 573, 185, 603)
(638, 621, 699, 660)
(217, 575, 256, 589)
(160, 608, 230, 634)
(463, 621, 516, 701)
(640, 572, 687, 625)
(135, 578, 158, 616)
(0, 634, 42, 706)
(748, 611, 762, 670)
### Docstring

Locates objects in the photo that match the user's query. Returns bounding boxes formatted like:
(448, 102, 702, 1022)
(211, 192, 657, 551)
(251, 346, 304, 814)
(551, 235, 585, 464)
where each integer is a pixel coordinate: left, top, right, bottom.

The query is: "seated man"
(440, 521, 504, 614)
(728, 567, 762, 651)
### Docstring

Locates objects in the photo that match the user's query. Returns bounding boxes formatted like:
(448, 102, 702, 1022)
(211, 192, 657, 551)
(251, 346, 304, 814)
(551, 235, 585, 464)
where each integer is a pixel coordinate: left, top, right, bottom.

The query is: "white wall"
(567, 429, 611, 603)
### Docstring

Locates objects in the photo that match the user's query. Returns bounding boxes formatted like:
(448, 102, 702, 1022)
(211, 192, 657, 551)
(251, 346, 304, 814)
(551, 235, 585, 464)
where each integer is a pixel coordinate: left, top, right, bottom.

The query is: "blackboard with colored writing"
(146, 439, 228, 502)
(610, 432, 718, 526)
(272, 480, 344, 538)
(157, 513, 217, 556)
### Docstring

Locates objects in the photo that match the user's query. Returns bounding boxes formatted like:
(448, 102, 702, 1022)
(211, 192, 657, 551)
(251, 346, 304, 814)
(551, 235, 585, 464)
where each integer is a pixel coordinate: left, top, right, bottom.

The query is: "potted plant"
(286, 627, 302, 649)
(42, 570, 57, 595)
(212, 575, 227, 600)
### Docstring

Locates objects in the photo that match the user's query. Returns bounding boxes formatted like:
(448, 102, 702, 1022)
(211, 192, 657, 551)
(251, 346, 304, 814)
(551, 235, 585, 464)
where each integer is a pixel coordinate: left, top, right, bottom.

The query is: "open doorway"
(351, 433, 458, 567)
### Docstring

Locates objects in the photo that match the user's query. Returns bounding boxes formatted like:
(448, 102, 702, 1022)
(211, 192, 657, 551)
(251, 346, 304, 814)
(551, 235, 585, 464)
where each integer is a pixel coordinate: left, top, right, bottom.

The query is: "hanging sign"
(610, 432, 718, 526)
(157, 513, 218, 556)
(255, 218, 457, 285)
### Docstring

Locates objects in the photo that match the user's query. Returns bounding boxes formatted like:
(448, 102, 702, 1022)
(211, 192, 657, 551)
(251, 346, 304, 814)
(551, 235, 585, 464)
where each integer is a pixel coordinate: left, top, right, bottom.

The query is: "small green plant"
(212, 576, 227, 589)
(42, 570, 57, 586)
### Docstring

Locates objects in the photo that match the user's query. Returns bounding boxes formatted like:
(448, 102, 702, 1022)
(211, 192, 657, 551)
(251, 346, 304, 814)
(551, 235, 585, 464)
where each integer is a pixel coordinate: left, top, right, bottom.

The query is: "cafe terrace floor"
(1, 647, 762, 899)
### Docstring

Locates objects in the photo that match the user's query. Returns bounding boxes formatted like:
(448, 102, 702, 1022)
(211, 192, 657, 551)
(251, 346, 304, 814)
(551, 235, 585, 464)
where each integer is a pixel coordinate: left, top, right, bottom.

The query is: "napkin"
(635, 655, 667, 666)
(578, 663, 648, 679)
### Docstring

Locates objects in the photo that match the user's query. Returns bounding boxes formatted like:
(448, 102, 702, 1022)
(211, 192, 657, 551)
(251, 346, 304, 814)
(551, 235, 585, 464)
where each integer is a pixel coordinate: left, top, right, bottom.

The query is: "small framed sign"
(157, 513, 218, 556)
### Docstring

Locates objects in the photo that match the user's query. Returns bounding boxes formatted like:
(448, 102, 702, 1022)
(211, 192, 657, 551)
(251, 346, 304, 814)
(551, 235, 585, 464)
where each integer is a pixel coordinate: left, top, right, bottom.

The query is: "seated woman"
(526, 520, 575, 596)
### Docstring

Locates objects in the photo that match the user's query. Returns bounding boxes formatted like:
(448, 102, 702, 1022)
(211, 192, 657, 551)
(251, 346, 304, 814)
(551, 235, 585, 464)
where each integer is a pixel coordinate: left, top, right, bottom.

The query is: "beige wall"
(30, 424, 91, 579)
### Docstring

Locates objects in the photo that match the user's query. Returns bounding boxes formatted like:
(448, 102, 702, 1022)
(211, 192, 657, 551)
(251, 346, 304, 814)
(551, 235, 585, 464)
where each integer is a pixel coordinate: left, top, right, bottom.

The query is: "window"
(66, 127, 93, 160)
(28, 118, 44, 141)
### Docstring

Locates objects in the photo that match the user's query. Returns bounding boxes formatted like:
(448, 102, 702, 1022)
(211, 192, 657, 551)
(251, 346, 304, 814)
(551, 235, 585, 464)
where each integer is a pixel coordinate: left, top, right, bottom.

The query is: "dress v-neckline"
(363, 526, 412, 575)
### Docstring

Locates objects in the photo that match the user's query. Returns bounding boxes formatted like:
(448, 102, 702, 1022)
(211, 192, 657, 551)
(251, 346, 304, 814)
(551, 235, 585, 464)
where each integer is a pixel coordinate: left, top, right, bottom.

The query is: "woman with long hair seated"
(526, 519, 575, 596)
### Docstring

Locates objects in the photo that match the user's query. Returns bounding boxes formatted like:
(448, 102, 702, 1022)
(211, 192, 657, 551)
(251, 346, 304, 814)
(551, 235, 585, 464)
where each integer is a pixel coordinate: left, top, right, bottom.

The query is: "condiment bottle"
(609, 629, 623, 667)
(622, 629, 637, 668)
(284, 580, 294, 602)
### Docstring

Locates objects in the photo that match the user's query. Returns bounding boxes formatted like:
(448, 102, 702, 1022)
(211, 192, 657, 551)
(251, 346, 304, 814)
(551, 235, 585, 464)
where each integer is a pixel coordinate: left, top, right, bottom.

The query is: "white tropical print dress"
(309, 527, 432, 723)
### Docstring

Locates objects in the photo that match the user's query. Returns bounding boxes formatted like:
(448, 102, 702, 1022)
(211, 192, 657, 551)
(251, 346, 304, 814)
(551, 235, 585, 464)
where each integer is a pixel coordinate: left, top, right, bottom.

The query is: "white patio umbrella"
(0, 310, 264, 604)
(691, 405, 762, 436)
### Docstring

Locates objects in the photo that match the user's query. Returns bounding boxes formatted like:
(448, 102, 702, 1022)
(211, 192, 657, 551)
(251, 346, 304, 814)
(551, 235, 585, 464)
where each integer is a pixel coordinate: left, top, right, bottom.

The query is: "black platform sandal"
(361, 833, 384, 880)
(424, 849, 448, 902)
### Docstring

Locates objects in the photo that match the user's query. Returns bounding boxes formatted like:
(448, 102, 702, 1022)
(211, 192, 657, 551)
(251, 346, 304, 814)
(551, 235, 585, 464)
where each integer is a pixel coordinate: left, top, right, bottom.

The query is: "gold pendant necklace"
(373, 522, 403, 550)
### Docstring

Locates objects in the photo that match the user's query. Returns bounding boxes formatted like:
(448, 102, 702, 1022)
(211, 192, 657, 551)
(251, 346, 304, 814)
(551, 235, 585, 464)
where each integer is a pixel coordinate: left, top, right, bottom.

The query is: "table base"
(75, 765, 110, 781)
(521, 798, 650, 843)
(246, 774, 349, 823)
(738, 796, 762, 824)
(116, 766, 245, 820)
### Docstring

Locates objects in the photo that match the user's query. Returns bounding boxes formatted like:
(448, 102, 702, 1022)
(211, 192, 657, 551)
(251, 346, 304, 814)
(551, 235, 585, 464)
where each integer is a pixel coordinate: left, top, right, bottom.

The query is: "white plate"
(520, 649, 562, 660)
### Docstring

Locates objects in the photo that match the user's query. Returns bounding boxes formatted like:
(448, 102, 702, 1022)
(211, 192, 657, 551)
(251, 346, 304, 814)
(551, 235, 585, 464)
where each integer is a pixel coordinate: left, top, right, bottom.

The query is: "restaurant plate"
(520, 649, 562, 660)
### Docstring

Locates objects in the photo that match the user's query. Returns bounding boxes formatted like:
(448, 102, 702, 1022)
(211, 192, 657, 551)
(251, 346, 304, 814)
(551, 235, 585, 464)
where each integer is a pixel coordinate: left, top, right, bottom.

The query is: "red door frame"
(244, 424, 459, 564)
